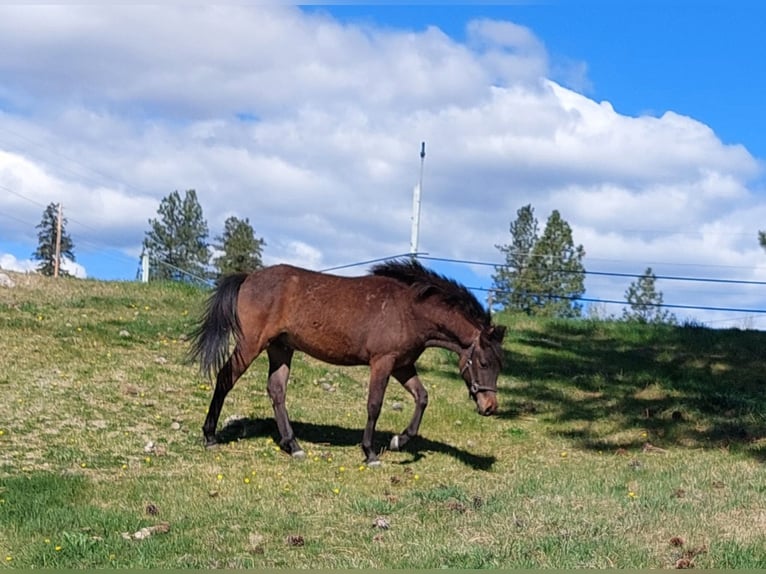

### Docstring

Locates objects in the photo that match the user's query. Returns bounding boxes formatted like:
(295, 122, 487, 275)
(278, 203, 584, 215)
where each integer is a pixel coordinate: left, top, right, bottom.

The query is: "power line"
(585, 269, 766, 287)
(0, 183, 48, 209)
(469, 286, 766, 316)
(146, 255, 212, 286)
(314, 253, 766, 318)
(320, 253, 420, 273)
(0, 125, 150, 199)
(419, 255, 766, 288)
(0, 211, 37, 227)
(1, 182, 119, 238)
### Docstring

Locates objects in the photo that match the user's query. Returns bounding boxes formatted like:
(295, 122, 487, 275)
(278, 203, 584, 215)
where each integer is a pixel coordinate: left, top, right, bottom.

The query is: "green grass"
(2, 272, 766, 567)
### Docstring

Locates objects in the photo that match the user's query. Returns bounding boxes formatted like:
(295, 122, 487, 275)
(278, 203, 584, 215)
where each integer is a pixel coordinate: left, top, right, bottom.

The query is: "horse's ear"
(489, 325, 506, 342)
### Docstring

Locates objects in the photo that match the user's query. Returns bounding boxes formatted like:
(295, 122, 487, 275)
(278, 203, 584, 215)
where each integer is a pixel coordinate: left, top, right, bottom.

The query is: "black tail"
(188, 273, 249, 379)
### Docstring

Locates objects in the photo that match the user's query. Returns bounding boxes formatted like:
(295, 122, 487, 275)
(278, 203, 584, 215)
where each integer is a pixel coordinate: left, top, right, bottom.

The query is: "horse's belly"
(283, 330, 371, 366)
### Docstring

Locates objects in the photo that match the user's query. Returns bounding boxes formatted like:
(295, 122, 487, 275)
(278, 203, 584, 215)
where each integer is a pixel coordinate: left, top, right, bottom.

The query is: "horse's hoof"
(204, 437, 218, 448)
(389, 435, 400, 451)
(291, 450, 306, 460)
(366, 460, 382, 468)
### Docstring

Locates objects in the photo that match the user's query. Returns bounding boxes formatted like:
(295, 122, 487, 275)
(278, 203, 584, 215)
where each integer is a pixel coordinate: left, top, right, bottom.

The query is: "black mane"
(370, 258, 490, 327)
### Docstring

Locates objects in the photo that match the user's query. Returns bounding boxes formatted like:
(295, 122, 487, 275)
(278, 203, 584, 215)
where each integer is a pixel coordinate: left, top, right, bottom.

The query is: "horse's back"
(236, 264, 415, 364)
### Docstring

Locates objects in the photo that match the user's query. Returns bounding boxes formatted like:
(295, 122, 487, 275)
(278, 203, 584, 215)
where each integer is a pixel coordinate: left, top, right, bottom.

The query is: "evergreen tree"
(493, 206, 586, 317)
(622, 267, 676, 324)
(212, 216, 265, 277)
(528, 210, 586, 318)
(32, 202, 75, 277)
(492, 204, 539, 313)
(142, 189, 210, 282)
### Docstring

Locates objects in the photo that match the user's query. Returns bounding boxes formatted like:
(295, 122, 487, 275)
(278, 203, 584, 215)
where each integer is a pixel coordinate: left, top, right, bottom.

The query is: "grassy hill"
(1, 271, 766, 568)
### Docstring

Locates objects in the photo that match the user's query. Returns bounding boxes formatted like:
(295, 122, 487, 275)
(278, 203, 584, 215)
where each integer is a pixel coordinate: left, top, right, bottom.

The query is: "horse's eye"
(479, 359, 489, 369)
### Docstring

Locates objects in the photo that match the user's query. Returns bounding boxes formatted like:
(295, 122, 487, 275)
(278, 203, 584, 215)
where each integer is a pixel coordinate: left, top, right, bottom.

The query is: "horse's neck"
(419, 303, 479, 353)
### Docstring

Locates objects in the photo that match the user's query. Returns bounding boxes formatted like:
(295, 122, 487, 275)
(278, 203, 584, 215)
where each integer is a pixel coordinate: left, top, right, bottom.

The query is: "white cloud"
(0, 253, 36, 273)
(0, 5, 763, 326)
(0, 253, 85, 278)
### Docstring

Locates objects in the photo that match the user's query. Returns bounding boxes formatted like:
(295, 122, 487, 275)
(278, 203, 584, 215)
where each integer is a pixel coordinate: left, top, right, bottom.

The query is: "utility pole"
(410, 141, 426, 257)
(141, 251, 150, 283)
(53, 202, 62, 278)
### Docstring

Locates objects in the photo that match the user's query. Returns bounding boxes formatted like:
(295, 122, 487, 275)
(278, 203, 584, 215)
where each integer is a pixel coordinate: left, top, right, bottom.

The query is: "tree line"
(31, 190, 265, 282)
(140, 189, 265, 281)
(491, 204, 676, 324)
(31, 191, 694, 324)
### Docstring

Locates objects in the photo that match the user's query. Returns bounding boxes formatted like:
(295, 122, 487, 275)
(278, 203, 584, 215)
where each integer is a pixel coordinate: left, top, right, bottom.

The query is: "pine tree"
(212, 216, 265, 277)
(142, 190, 210, 282)
(32, 202, 75, 277)
(493, 206, 586, 317)
(622, 267, 676, 324)
(492, 204, 539, 313)
(528, 210, 586, 318)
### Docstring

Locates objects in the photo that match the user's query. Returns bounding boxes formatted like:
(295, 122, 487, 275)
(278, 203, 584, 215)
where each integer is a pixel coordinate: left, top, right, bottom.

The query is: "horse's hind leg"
(266, 343, 304, 458)
(389, 365, 428, 452)
(202, 343, 260, 447)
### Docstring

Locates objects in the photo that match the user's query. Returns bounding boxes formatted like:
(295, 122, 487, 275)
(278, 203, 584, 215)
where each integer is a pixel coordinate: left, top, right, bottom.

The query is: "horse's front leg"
(361, 356, 394, 465)
(266, 344, 304, 458)
(389, 365, 428, 452)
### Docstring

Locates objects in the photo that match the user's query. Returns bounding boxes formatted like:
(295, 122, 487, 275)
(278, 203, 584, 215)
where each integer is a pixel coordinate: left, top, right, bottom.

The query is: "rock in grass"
(372, 516, 390, 529)
(248, 532, 265, 554)
(122, 522, 170, 541)
(0, 273, 15, 288)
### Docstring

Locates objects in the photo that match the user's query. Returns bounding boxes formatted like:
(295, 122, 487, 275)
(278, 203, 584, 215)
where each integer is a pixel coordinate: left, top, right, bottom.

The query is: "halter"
(460, 341, 496, 398)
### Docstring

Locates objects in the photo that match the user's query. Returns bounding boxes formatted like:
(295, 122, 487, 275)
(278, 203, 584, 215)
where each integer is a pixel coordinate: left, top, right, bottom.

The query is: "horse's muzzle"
(476, 393, 498, 416)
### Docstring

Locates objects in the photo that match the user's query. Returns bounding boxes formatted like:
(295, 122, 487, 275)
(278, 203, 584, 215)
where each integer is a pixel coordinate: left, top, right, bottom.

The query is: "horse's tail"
(188, 273, 250, 380)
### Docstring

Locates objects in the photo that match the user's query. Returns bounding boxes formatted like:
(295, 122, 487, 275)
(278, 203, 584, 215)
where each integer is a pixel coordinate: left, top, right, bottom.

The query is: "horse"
(189, 258, 506, 465)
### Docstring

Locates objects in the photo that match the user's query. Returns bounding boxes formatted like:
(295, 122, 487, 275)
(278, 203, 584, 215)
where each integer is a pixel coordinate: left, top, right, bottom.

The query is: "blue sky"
(0, 3, 764, 326)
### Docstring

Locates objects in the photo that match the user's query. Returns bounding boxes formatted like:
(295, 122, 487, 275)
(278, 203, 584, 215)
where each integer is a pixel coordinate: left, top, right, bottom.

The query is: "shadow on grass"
(495, 318, 766, 461)
(215, 416, 496, 470)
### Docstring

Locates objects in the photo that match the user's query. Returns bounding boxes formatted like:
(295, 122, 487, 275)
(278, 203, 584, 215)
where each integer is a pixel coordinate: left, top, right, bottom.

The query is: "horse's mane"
(370, 259, 490, 327)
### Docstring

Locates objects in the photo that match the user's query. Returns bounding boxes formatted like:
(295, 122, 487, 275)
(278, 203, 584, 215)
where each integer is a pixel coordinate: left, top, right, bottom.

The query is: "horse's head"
(458, 325, 507, 416)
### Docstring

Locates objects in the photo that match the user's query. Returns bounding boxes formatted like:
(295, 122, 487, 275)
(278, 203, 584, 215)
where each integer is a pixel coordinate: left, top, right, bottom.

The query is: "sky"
(1, 2, 765, 328)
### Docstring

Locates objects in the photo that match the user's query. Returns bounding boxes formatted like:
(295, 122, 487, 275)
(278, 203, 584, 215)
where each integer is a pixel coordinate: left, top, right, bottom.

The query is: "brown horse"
(190, 259, 506, 465)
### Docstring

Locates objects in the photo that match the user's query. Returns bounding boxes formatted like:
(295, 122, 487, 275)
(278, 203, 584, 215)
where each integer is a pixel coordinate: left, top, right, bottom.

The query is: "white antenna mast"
(410, 141, 426, 257)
